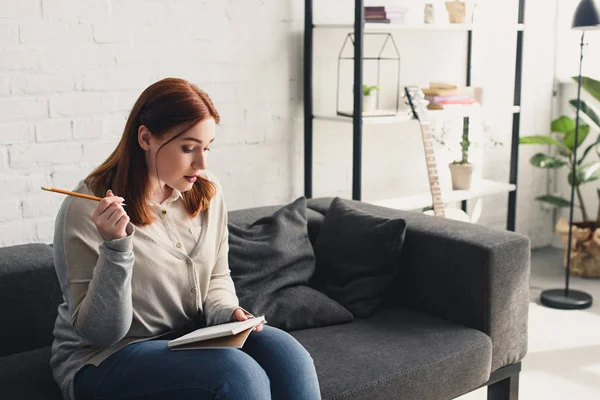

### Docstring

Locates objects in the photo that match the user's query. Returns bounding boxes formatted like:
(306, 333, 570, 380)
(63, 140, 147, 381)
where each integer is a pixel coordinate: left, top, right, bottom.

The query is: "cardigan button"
(186, 258, 193, 265)
(176, 242, 182, 248)
(191, 287, 197, 294)
(161, 210, 167, 215)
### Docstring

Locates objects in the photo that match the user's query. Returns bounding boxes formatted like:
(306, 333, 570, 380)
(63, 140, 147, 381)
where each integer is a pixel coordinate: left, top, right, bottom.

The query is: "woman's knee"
(258, 326, 316, 367)
(214, 350, 271, 400)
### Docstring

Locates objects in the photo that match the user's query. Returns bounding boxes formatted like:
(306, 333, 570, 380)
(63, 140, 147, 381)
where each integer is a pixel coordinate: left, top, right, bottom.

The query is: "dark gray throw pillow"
(228, 197, 354, 331)
(312, 197, 407, 318)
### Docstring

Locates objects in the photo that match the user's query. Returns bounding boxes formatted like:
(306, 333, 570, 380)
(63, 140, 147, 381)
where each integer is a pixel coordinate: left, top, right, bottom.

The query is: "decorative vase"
(363, 94, 377, 112)
(555, 217, 600, 278)
(424, 1, 449, 24)
(449, 162, 474, 190)
(445, 0, 467, 24)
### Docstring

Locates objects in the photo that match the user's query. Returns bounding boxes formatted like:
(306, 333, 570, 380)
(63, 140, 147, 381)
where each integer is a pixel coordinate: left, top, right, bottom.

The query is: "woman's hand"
(231, 308, 264, 332)
(92, 190, 129, 241)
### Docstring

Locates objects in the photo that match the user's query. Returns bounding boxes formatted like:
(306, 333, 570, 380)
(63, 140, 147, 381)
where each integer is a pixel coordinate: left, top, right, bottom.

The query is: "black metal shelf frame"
(303, 0, 525, 232)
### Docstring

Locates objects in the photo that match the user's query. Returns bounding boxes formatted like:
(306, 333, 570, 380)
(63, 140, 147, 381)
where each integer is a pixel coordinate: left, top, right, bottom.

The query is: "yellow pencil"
(41, 187, 127, 207)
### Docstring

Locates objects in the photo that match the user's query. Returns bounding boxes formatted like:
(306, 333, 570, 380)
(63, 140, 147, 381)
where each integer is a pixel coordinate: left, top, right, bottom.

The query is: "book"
(429, 82, 458, 90)
(168, 316, 266, 350)
(424, 95, 474, 103)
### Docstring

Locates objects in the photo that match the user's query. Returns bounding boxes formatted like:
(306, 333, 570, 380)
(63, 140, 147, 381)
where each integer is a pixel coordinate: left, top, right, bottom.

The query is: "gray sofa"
(0, 197, 529, 400)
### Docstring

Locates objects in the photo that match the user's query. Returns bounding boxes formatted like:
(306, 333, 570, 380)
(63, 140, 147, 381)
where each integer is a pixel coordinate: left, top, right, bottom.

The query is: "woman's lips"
(184, 176, 197, 183)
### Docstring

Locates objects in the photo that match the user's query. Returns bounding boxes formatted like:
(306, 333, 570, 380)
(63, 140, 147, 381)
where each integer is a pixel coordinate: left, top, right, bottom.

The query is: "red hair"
(85, 78, 220, 226)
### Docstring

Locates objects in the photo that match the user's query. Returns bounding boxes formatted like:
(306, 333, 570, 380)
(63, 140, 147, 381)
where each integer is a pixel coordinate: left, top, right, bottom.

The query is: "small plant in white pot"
(363, 84, 380, 112)
(448, 122, 474, 190)
(434, 120, 502, 190)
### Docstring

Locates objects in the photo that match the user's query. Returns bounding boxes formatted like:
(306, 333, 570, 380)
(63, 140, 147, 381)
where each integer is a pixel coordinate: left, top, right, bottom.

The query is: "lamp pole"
(540, 0, 598, 310)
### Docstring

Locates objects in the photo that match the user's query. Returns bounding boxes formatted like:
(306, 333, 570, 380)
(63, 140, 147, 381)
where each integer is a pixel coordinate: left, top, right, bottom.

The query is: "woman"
(50, 78, 321, 400)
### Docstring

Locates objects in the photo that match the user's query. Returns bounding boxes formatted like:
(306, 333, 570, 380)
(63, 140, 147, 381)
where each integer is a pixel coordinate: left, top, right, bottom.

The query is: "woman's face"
(140, 118, 216, 194)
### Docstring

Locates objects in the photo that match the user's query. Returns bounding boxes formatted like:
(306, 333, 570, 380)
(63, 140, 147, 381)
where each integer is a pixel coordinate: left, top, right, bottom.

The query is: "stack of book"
(422, 82, 477, 110)
(365, 6, 408, 23)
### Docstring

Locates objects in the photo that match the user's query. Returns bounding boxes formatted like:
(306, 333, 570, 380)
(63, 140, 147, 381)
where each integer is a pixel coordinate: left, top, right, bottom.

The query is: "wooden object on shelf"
(445, 1, 467, 24)
(429, 82, 459, 90)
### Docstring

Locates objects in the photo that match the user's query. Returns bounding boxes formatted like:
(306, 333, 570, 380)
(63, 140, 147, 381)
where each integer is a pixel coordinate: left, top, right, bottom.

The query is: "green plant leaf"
(529, 153, 567, 168)
(362, 85, 380, 96)
(535, 195, 572, 208)
(580, 162, 600, 183)
(567, 162, 600, 185)
(578, 134, 600, 165)
(519, 135, 563, 146)
(551, 115, 576, 135)
(573, 76, 600, 102)
(569, 99, 600, 131)
(564, 125, 590, 150)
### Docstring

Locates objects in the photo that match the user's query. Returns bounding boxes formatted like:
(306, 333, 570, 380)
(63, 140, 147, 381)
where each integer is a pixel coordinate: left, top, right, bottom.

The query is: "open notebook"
(168, 316, 266, 350)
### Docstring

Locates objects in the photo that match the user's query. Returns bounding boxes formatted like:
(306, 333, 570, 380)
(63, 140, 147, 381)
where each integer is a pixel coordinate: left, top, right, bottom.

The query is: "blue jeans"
(74, 325, 321, 400)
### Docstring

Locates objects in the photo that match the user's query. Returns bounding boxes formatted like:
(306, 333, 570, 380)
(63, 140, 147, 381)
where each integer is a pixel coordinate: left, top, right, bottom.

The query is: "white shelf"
(365, 179, 516, 211)
(314, 23, 525, 31)
(314, 112, 412, 124)
(315, 23, 474, 31)
(313, 105, 519, 125)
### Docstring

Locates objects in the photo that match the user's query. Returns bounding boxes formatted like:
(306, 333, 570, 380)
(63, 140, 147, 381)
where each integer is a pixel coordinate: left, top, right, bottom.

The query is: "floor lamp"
(540, 0, 600, 310)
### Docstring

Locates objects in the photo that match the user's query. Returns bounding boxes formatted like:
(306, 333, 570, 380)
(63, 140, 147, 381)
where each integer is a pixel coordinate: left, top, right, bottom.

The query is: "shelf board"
(315, 23, 475, 31)
(366, 179, 516, 211)
(314, 113, 412, 124)
(314, 23, 525, 31)
(313, 105, 520, 125)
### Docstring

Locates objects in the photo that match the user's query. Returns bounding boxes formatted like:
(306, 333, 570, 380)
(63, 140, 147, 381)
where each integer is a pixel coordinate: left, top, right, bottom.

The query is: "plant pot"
(555, 217, 600, 278)
(445, 1, 466, 23)
(363, 94, 377, 112)
(449, 162, 474, 190)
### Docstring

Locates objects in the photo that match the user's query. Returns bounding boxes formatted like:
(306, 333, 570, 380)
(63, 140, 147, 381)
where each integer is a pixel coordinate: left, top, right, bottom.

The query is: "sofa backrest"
(0, 243, 63, 358)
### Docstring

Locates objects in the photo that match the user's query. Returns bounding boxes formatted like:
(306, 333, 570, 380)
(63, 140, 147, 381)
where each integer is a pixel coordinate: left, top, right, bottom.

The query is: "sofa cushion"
(228, 197, 353, 331)
(0, 346, 62, 400)
(290, 307, 492, 400)
(312, 197, 407, 318)
(229, 204, 325, 247)
(0, 243, 63, 358)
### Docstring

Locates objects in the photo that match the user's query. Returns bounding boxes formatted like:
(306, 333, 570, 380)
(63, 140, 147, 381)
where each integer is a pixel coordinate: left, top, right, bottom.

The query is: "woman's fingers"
(92, 189, 129, 241)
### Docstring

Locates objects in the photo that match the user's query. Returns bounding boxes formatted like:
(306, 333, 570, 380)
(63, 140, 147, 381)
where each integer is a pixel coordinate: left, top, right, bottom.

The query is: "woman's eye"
(204, 148, 211, 152)
(182, 147, 194, 153)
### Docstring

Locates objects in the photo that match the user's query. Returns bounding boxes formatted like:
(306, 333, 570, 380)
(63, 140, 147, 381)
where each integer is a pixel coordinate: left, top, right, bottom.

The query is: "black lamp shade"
(573, 0, 600, 30)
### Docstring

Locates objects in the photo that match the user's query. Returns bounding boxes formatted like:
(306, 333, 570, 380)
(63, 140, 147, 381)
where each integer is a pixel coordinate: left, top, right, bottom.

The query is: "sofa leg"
(487, 373, 519, 400)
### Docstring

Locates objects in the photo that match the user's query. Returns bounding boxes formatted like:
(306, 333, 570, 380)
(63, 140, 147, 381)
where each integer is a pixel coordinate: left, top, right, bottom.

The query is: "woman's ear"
(138, 125, 152, 151)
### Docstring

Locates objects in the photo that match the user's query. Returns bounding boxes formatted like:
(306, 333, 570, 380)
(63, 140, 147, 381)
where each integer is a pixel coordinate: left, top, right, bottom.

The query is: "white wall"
(0, 0, 557, 248)
(0, 0, 304, 246)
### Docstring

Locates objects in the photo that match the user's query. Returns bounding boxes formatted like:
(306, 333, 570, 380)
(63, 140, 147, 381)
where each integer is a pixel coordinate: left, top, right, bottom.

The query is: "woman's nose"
(192, 154, 206, 170)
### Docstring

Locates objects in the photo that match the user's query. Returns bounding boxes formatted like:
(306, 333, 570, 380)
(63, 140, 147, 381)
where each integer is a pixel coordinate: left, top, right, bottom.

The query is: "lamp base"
(540, 289, 593, 310)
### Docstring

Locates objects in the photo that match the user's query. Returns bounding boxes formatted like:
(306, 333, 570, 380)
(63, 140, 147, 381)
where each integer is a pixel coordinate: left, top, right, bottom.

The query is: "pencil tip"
(41, 186, 51, 191)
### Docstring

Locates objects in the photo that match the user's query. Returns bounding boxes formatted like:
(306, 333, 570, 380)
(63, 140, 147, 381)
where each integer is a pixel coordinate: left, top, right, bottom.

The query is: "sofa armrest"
(307, 198, 530, 373)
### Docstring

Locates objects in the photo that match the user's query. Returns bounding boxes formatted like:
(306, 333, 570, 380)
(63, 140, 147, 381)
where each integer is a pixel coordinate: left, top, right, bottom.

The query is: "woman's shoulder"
(59, 181, 98, 222)
(55, 180, 102, 242)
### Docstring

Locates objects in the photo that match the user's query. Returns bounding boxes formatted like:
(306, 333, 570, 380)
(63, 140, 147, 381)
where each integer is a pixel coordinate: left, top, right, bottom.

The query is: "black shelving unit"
(304, 0, 525, 232)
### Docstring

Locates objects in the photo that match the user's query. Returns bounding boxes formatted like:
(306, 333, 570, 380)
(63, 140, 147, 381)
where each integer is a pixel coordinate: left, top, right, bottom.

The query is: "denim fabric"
(74, 325, 321, 400)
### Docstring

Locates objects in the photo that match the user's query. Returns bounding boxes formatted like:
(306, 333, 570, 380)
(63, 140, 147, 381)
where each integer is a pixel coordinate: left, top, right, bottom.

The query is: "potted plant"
(433, 119, 502, 190)
(519, 76, 600, 277)
(448, 120, 474, 189)
(363, 84, 380, 112)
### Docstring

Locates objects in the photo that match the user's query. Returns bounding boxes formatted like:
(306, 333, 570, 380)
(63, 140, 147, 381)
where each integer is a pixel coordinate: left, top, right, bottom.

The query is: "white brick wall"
(0, 0, 554, 248)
